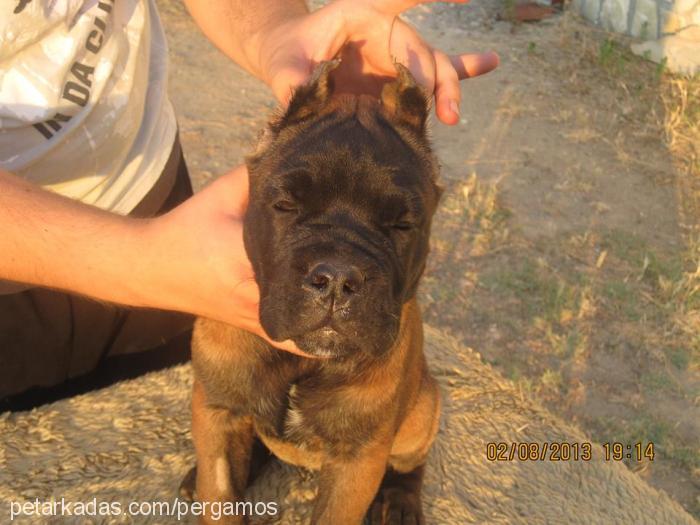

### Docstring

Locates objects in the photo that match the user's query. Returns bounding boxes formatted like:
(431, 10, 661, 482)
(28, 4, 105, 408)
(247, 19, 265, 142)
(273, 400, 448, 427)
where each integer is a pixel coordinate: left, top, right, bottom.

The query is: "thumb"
(269, 59, 313, 105)
(450, 51, 500, 80)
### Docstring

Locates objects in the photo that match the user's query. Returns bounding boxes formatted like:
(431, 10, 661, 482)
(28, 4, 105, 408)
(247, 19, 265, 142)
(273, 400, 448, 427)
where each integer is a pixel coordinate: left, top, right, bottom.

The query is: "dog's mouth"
(259, 286, 400, 359)
(291, 323, 354, 359)
(260, 297, 354, 357)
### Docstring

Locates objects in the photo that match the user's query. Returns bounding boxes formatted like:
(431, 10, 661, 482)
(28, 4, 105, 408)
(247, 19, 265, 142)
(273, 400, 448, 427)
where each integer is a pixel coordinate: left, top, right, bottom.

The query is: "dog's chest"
(252, 383, 328, 470)
(253, 381, 323, 445)
(195, 346, 385, 457)
(282, 384, 305, 435)
(252, 373, 381, 459)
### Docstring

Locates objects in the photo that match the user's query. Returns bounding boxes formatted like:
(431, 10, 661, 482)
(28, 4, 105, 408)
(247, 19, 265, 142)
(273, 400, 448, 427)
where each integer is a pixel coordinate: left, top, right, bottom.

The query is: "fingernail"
(450, 100, 460, 116)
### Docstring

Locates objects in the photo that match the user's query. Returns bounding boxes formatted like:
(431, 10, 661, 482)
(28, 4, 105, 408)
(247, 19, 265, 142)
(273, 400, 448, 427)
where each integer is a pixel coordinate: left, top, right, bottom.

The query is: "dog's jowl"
(183, 60, 443, 525)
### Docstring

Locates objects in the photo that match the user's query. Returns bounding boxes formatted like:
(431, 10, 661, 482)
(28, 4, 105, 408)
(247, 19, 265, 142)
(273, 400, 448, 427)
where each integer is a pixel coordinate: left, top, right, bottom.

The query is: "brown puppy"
(183, 61, 442, 525)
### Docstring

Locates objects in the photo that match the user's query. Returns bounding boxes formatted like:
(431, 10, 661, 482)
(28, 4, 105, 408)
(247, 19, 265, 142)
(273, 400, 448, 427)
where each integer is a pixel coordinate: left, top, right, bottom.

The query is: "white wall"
(570, 0, 700, 40)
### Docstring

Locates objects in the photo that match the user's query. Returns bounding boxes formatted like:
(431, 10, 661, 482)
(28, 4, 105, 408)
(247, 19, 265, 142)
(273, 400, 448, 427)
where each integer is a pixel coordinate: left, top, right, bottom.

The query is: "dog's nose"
(304, 262, 364, 301)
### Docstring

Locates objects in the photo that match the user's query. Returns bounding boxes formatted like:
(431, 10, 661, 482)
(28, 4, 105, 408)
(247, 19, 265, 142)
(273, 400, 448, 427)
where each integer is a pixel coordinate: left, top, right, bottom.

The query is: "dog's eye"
(392, 221, 416, 231)
(272, 200, 297, 213)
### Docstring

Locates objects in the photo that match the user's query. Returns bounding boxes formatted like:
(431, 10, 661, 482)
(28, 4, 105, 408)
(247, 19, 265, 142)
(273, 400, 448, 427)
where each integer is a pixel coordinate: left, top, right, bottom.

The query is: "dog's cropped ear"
(272, 59, 340, 131)
(248, 60, 340, 167)
(380, 62, 429, 134)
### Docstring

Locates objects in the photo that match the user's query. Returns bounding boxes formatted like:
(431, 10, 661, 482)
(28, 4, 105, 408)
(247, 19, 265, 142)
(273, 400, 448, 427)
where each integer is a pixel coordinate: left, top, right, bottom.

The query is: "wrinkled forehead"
(264, 109, 435, 196)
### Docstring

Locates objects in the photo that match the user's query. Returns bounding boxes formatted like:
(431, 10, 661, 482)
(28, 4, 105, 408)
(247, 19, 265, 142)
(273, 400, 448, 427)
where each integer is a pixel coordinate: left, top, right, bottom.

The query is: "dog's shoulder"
(191, 319, 301, 416)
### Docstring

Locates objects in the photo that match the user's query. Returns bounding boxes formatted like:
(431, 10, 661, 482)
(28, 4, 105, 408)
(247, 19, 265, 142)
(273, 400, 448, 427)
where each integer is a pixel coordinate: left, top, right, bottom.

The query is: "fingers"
(243, 319, 300, 353)
(433, 49, 461, 125)
(269, 59, 313, 105)
(265, 337, 315, 357)
(203, 164, 250, 216)
(245, 320, 317, 358)
(450, 51, 499, 80)
(388, 19, 436, 92)
(365, 0, 469, 16)
(229, 280, 317, 358)
(235, 314, 308, 355)
(432, 51, 499, 125)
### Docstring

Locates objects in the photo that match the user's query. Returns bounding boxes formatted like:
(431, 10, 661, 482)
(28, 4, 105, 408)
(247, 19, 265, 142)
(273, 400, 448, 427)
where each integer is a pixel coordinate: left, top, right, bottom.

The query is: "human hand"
(144, 166, 308, 356)
(256, 0, 499, 125)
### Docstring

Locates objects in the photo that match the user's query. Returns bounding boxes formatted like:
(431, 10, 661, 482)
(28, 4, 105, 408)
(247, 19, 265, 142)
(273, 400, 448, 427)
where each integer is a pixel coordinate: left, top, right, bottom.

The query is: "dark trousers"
(0, 138, 195, 410)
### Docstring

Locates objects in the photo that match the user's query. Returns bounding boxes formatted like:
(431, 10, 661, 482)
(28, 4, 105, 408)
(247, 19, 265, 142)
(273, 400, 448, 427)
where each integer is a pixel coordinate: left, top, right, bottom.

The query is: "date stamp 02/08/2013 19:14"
(485, 441, 656, 462)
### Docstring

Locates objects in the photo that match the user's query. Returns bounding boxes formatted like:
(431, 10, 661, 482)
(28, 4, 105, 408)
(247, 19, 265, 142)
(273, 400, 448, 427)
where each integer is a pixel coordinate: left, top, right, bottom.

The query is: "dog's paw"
(367, 485, 425, 525)
(179, 465, 197, 502)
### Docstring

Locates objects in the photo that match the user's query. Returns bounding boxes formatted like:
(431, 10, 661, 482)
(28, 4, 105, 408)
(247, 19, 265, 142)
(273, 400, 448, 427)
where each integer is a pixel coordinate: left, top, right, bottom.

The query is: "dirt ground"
(157, 0, 700, 518)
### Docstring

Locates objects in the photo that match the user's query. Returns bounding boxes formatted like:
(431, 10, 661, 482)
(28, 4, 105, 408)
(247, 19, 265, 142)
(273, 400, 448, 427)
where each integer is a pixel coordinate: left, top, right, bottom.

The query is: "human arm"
(0, 167, 300, 353)
(183, 0, 499, 125)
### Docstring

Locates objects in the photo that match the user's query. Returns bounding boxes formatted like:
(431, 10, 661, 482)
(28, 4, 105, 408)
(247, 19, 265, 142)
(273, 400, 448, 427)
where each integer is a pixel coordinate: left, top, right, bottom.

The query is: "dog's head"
(244, 60, 441, 359)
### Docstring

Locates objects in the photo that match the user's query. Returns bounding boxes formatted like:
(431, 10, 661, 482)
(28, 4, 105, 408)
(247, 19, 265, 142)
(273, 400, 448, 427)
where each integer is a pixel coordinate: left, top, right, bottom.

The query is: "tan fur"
(389, 374, 441, 473)
(192, 380, 255, 525)
(191, 299, 439, 524)
(256, 431, 324, 471)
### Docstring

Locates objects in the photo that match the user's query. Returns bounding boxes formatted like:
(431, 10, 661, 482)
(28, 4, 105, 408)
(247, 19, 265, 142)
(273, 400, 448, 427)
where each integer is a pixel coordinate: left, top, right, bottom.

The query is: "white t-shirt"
(0, 0, 177, 294)
(0, 0, 176, 215)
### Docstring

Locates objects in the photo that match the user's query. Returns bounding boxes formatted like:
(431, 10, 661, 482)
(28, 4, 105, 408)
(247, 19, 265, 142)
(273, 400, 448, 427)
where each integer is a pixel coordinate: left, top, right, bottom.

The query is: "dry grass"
(660, 77, 700, 365)
(663, 77, 700, 180)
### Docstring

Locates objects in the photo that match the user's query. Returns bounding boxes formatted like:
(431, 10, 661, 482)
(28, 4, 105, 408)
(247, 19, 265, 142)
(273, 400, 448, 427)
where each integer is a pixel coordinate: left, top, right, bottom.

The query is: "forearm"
(0, 170, 155, 307)
(183, 0, 308, 80)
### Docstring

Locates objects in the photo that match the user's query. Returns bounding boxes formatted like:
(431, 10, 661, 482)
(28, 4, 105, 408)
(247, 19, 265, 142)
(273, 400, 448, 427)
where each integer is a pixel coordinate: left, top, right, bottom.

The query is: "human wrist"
(126, 215, 188, 312)
(329, 0, 381, 35)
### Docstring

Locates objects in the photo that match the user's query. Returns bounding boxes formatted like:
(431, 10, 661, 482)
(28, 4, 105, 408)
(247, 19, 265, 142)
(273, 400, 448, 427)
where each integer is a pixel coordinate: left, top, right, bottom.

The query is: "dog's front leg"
(191, 379, 255, 525)
(312, 440, 391, 525)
